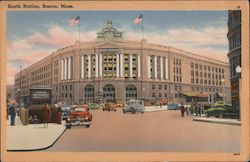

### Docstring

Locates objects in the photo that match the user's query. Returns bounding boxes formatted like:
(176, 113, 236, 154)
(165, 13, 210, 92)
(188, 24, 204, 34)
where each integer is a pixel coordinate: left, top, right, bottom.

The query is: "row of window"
(228, 10, 241, 30)
(31, 64, 52, 76)
(229, 32, 241, 50)
(191, 63, 225, 73)
(56, 85, 73, 91)
(191, 86, 222, 92)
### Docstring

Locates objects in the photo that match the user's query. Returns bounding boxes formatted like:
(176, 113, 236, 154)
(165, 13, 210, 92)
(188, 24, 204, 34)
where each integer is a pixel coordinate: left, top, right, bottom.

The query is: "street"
(48, 109, 240, 152)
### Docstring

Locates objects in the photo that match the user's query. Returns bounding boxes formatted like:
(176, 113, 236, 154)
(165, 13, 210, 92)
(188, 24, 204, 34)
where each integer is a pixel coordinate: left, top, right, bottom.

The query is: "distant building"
(227, 10, 241, 110)
(15, 20, 231, 105)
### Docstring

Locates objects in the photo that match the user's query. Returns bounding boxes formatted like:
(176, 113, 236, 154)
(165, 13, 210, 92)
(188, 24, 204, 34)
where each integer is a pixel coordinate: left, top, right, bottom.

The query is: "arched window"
(103, 84, 115, 102)
(84, 85, 94, 103)
(126, 85, 137, 100)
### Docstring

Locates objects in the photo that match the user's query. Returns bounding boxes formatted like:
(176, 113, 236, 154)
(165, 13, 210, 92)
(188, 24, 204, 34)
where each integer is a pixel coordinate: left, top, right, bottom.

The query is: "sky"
(7, 10, 229, 85)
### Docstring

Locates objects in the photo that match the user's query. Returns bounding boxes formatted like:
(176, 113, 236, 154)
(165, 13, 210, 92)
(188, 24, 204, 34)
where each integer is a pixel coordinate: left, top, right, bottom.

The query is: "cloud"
(125, 26, 228, 62)
(7, 25, 229, 85)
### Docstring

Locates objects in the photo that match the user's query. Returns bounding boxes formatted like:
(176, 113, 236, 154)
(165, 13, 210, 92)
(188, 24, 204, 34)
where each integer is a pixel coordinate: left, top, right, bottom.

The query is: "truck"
(123, 99, 145, 114)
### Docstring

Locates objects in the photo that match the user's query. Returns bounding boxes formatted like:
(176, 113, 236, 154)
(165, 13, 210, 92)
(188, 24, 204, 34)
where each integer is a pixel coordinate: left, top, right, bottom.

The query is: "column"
(154, 56, 157, 79)
(165, 57, 169, 80)
(95, 54, 99, 78)
(160, 57, 163, 79)
(68, 57, 71, 80)
(129, 54, 133, 78)
(147, 56, 151, 78)
(116, 53, 120, 77)
(99, 54, 103, 77)
(138, 55, 141, 78)
(81, 56, 84, 78)
(61, 59, 64, 80)
(64, 58, 67, 80)
(88, 55, 91, 78)
(120, 53, 124, 77)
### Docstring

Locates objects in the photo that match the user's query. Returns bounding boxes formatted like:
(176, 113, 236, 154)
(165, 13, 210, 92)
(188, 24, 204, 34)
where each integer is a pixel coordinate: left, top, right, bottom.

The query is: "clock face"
(105, 31, 113, 39)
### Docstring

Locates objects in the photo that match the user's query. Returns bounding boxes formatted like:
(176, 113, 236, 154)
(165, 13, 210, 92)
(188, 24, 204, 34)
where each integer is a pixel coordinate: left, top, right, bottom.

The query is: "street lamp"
(236, 65, 242, 121)
(221, 78, 225, 105)
(171, 90, 174, 102)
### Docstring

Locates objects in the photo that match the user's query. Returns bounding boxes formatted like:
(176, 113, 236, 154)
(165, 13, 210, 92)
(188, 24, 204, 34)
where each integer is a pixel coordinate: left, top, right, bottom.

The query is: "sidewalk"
(193, 117, 241, 126)
(144, 105, 168, 112)
(7, 116, 66, 151)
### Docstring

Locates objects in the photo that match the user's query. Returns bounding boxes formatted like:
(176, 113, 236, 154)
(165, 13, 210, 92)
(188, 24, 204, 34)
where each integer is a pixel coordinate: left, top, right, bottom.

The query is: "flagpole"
(140, 16, 143, 101)
(78, 16, 80, 41)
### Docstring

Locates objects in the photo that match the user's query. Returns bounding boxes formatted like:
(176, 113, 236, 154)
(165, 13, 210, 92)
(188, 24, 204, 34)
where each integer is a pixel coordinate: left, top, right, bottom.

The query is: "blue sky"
(7, 10, 229, 84)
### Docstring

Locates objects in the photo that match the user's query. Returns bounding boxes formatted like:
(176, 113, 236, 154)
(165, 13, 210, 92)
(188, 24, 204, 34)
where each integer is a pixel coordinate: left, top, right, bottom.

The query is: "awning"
(180, 91, 197, 97)
(216, 93, 223, 97)
(180, 91, 208, 97)
(197, 92, 209, 97)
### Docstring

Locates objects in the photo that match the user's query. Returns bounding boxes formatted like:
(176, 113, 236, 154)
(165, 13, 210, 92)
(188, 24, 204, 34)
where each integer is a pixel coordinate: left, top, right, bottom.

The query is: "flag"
(70, 16, 80, 26)
(134, 14, 143, 24)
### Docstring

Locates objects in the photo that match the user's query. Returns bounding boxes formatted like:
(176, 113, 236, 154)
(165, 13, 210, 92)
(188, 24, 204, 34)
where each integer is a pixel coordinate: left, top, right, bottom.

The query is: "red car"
(66, 105, 92, 129)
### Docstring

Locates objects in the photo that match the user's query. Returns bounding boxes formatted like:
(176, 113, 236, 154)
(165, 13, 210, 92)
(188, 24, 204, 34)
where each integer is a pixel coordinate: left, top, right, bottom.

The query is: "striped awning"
(180, 91, 197, 97)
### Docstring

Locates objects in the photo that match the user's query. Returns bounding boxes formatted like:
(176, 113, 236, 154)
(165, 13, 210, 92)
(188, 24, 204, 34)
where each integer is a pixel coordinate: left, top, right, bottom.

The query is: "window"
(195, 64, 198, 69)
(158, 85, 161, 90)
(175, 85, 178, 90)
(164, 85, 167, 90)
(159, 93, 162, 97)
(152, 84, 155, 89)
(152, 93, 155, 98)
(191, 62, 194, 68)
(179, 86, 182, 91)
(70, 85, 73, 90)
(165, 93, 168, 97)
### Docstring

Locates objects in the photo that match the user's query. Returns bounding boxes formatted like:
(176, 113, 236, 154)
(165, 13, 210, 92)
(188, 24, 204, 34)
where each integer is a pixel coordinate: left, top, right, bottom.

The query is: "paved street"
(48, 109, 240, 152)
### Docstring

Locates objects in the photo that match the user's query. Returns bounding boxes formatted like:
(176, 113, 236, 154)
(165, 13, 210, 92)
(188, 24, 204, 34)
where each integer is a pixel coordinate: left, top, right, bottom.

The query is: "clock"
(105, 31, 114, 39)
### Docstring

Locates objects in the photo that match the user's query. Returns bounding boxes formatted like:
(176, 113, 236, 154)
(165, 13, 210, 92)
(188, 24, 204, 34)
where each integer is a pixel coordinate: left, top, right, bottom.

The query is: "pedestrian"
(185, 106, 189, 116)
(195, 104, 198, 116)
(9, 101, 16, 126)
(42, 104, 51, 127)
(198, 104, 201, 116)
(180, 103, 185, 117)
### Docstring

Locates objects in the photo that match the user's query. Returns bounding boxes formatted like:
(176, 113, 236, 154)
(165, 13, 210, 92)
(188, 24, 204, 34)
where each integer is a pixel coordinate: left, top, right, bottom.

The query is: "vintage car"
(88, 103, 101, 110)
(65, 105, 92, 129)
(167, 103, 181, 110)
(123, 100, 144, 114)
(61, 104, 71, 120)
(116, 102, 125, 108)
(103, 103, 117, 111)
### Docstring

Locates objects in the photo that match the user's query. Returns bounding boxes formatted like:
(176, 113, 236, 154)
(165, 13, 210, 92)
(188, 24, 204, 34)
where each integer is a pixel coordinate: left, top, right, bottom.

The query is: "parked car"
(116, 102, 125, 108)
(205, 107, 239, 118)
(167, 103, 180, 110)
(88, 103, 100, 110)
(61, 104, 71, 120)
(103, 103, 116, 111)
(65, 105, 92, 129)
(123, 100, 144, 114)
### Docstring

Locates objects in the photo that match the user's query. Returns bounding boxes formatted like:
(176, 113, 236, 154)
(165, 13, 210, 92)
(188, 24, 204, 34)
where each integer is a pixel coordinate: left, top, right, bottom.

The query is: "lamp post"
(171, 90, 174, 102)
(221, 78, 225, 105)
(236, 65, 242, 121)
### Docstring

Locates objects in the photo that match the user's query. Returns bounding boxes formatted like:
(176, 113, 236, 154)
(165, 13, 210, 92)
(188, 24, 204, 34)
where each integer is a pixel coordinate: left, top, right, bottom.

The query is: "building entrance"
(103, 84, 115, 103)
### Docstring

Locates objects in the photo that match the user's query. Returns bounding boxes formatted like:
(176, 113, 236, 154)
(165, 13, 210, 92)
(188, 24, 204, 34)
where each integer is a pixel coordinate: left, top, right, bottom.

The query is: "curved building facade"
(15, 21, 231, 105)
(227, 10, 241, 110)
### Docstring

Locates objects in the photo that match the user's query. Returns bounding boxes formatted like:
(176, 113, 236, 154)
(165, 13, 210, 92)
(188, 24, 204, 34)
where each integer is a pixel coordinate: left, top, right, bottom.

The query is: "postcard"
(1, 0, 249, 161)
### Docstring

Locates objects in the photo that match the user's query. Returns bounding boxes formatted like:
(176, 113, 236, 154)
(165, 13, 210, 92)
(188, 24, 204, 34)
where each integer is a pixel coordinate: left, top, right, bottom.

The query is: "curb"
(144, 109, 168, 113)
(7, 127, 67, 152)
(193, 118, 241, 126)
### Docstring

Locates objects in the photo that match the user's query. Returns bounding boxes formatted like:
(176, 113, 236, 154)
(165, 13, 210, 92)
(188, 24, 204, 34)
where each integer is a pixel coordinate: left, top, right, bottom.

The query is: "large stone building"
(15, 21, 231, 105)
(227, 10, 241, 110)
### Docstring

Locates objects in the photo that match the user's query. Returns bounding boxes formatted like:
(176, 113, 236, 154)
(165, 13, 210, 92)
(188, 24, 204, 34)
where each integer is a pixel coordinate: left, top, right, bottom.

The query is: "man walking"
(9, 101, 17, 126)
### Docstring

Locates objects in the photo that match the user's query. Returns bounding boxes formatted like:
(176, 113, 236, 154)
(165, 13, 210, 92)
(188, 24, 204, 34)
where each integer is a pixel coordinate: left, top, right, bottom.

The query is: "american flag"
(134, 14, 143, 24)
(70, 16, 80, 26)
